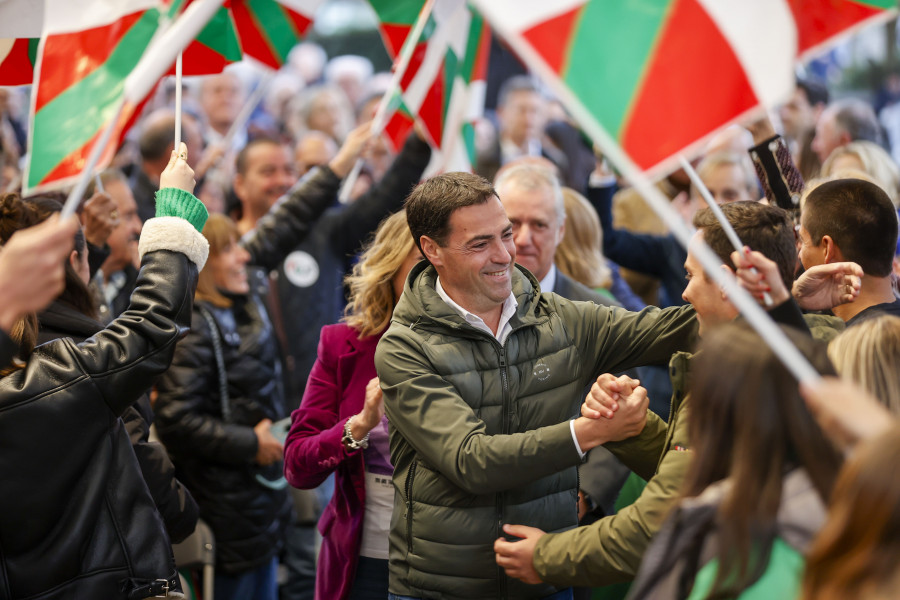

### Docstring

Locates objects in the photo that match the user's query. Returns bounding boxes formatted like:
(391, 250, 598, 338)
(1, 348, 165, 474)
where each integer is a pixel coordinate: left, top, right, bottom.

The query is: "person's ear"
(233, 174, 245, 202)
(420, 235, 442, 267)
(69, 250, 80, 271)
(719, 264, 734, 301)
(822, 235, 843, 264)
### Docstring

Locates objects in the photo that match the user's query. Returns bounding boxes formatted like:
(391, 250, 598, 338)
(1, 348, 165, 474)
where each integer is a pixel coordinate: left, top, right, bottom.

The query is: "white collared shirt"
(500, 137, 542, 164)
(539, 264, 557, 295)
(435, 276, 518, 345)
(435, 274, 586, 458)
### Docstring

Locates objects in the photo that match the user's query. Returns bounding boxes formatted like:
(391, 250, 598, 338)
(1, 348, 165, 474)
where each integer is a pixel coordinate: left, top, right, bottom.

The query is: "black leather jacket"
(0, 248, 198, 600)
(37, 299, 199, 544)
(155, 164, 343, 574)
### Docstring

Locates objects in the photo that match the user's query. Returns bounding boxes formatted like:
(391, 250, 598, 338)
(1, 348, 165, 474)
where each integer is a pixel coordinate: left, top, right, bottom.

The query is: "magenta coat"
(284, 323, 384, 600)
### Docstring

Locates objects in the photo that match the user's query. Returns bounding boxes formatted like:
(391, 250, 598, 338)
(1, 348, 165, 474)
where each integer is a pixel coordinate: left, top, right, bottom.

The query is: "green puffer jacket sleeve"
(553, 300, 698, 376)
(533, 400, 692, 586)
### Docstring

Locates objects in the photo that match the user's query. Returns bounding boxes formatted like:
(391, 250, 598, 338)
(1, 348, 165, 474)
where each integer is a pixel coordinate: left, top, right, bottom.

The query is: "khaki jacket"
(532, 312, 843, 586)
(375, 262, 697, 599)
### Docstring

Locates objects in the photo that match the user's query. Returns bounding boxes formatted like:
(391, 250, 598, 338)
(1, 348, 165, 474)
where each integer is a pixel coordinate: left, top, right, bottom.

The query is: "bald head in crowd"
(139, 109, 203, 174)
(294, 131, 338, 176)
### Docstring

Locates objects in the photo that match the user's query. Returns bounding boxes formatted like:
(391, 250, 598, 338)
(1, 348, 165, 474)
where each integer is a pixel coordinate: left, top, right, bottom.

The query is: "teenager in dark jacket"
(0, 145, 208, 599)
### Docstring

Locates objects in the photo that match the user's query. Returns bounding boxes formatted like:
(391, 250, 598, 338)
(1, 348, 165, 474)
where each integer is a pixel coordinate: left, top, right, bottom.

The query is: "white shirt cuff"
(570, 419, 586, 460)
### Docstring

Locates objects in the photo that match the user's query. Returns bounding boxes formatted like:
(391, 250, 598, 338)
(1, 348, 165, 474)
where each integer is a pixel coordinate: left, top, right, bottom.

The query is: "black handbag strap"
(197, 304, 287, 491)
(197, 305, 231, 423)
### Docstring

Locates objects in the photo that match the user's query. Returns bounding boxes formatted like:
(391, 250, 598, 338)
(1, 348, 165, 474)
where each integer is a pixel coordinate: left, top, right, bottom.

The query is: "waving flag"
(470, 0, 896, 178)
(0, 1, 41, 85)
(370, 0, 490, 171)
(24, 1, 163, 193)
(167, 0, 243, 75)
(25, 0, 226, 194)
(0, 38, 38, 86)
(232, 0, 325, 69)
(166, 0, 325, 75)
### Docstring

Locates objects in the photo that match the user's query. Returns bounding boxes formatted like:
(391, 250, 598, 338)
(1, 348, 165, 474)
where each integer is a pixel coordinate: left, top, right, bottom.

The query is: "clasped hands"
(494, 373, 648, 585)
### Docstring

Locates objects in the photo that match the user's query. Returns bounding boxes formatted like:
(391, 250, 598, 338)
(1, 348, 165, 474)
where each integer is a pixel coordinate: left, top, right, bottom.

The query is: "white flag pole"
(678, 155, 773, 306)
(59, 0, 225, 219)
(477, 5, 821, 385)
(337, 0, 437, 202)
(219, 73, 273, 152)
(174, 52, 183, 150)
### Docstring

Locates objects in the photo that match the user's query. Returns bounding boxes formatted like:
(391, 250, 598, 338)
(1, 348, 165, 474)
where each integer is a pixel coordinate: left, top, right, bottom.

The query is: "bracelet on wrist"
(342, 415, 369, 451)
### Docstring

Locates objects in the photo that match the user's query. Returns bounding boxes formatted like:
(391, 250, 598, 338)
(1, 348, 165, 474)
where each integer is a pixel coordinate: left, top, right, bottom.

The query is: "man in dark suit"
(476, 76, 571, 185)
(495, 161, 618, 307)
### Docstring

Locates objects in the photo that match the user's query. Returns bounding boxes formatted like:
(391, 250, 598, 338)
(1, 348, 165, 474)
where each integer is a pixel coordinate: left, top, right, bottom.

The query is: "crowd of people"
(0, 39, 899, 600)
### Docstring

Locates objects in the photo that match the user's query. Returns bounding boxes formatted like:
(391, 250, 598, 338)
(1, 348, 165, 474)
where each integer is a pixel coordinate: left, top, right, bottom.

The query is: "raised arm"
(50, 145, 209, 417)
(331, 131, 431, 257)
(242, 123, 372, 270)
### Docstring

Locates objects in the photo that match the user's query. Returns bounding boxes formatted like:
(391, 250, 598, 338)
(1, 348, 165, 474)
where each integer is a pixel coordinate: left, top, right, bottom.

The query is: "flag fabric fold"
(470, 0, 896, 178)
(369, 0, 490, 172)
(24, 0, 163, 193)
(24, 0, 227, 194)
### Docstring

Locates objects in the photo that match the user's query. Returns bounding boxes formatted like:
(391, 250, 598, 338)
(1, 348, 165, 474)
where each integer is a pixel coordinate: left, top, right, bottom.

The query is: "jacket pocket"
(405, 459, 418, 553)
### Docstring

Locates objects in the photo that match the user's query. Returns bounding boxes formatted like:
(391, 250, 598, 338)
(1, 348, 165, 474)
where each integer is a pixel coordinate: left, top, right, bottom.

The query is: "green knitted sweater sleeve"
(154, 187, 209, 232)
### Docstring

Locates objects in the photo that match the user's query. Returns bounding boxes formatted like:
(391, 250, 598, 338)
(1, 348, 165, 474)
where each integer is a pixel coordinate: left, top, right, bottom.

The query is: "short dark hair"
(796, 76, 829, 107)
(693, 201, 796, 289)
(404, 172, 497, 255)
(802, 178, 898, 277)
(497, 75, 542, 108)
(235, 137, 284, 176)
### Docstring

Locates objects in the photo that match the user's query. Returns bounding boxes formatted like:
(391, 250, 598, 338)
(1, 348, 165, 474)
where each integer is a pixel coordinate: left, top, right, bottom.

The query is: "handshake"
(572, 373, 649, 453)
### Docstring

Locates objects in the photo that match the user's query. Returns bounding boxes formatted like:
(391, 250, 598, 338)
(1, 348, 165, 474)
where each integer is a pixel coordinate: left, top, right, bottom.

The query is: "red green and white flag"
(370, 0, 490, 171)
(25, 0, 225, 194)
(0, 0, 43, 85)
(231, 0, 326, 69)
(24, 0, 164, 193)
(0, 38, 39, 86)
(470, 0, 896, 177)
(164, 0, 243, 75)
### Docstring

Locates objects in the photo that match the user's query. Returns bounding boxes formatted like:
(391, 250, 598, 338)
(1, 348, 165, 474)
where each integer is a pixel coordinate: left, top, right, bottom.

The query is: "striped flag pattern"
(232, 0, 326, 69)
(370, 0, 490, 171)
(24, 1, 163, 193)
(471, 0, 896, 177)
(0, 38, 38, 86)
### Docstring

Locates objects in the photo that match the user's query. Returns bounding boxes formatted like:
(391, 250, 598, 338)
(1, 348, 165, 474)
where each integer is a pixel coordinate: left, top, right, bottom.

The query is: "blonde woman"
(284, 210, 422, 600)
(556, 187, 645, 311)
(827, 314, 900, 415)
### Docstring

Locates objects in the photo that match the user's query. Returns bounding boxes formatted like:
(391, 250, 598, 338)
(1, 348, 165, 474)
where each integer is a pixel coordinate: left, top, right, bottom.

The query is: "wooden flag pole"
(337, 0, 437, 202)
(678, 155, 773, 306)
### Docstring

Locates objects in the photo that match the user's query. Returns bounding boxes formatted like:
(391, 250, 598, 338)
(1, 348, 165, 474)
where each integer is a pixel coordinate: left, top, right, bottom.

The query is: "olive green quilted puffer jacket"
(375, 262, 697, 600)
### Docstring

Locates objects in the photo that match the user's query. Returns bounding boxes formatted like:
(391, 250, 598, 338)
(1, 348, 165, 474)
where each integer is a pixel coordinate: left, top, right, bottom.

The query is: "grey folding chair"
(172, 519, 215, 600)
